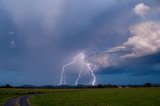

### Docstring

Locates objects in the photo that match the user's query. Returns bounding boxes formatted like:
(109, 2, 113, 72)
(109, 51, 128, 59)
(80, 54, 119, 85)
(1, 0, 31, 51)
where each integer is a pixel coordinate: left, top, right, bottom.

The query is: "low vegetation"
(30, 88, 160, 106)
(1, 87, 160, 106)
(0, 88, 58, 105)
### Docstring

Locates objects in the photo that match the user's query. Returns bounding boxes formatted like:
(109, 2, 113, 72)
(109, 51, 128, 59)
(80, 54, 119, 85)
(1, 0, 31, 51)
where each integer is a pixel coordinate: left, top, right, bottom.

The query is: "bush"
(144, 83, 152, 87)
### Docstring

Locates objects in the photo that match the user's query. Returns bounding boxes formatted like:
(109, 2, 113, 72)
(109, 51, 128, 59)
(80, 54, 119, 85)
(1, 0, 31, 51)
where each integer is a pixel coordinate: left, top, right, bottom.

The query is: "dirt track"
(4, 95, 30, 106)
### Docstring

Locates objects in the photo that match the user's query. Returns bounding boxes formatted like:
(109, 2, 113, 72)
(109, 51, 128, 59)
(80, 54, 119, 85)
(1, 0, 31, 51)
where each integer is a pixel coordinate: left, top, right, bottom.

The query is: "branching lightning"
(87, 63, 96, 86)
(75, 66, 83, 86)
(59, 52, 96, 86)
(59, 53, 84, 85)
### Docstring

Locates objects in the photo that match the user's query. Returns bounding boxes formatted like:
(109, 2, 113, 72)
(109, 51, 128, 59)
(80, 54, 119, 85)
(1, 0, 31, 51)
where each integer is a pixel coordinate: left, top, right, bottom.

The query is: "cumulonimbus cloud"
(79, 3, 160, 70)
(107, 21, 160, 59)
(99, 3, 160, 68)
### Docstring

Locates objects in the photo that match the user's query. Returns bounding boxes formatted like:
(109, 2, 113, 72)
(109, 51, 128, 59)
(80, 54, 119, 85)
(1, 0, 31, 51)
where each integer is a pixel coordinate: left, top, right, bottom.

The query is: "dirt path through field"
(4, 95, 30, 106)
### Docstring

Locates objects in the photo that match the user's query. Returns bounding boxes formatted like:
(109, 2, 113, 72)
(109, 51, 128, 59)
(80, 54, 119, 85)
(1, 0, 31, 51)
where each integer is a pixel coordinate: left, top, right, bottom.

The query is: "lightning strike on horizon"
(59, 52, 96, 86)
(75, 68, 89, 86)
(87, 63, 96, 86)
(59, 53, 84, 85)
(75, 66, 83, 86)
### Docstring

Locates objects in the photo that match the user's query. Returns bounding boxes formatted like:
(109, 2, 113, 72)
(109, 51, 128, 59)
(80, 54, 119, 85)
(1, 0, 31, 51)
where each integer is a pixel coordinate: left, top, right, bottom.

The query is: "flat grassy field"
(0, 88, 59, 105)
(1, 87, 160, 106)
(30, 88, 160, 106)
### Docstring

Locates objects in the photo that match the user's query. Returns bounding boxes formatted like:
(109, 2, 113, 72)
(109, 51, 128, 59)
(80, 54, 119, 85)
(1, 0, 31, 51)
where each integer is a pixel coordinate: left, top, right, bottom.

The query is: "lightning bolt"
(59, 53, 84, 85)
(87, 63, 96, 86)
(59, 52, 96, 86)
(75, 68, 89, 85)
(75, 66, 83, 86)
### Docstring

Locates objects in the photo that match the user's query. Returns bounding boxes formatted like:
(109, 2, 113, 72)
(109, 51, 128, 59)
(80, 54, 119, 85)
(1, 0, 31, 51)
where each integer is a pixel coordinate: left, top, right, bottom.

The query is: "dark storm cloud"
(96, 52, 160, 76)
(0, 0, 159, 85)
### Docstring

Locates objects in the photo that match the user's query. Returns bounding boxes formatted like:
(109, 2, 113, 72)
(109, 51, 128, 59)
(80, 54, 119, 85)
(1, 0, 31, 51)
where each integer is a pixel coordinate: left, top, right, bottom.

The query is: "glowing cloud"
(133, 3, 151, 19)
(108, 21, 160, 59)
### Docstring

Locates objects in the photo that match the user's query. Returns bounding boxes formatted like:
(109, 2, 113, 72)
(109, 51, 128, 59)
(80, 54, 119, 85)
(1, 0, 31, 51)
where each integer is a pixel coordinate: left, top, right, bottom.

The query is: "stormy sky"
(0, 0, 160, 86)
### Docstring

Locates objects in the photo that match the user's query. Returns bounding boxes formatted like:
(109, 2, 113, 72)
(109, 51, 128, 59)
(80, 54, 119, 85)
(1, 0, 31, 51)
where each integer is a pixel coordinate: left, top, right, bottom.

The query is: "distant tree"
(97, 84, 103, 88)
(144, 83, 152, 87)
(106, 84, 112, 88)
(5, 84, 13, 88)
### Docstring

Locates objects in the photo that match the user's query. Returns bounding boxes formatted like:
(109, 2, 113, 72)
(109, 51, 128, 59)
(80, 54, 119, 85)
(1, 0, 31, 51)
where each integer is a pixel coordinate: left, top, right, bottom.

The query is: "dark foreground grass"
(30, 88, 160, 106)
(0, 88, 60, 105)
(0, 88, 27, 105)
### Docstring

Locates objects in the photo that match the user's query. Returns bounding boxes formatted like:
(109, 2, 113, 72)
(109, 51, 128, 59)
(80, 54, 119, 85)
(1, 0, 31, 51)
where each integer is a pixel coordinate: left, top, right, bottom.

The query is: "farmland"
(1, 87, 160, 106)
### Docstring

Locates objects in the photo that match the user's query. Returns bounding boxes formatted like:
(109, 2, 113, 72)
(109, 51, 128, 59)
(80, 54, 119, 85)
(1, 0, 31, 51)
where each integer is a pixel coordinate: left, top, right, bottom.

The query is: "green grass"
(0, 88, 59, 105)
(1, 88, 160, 106)
(29, 88, 160, 106)
(0, 88, 24, 105)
